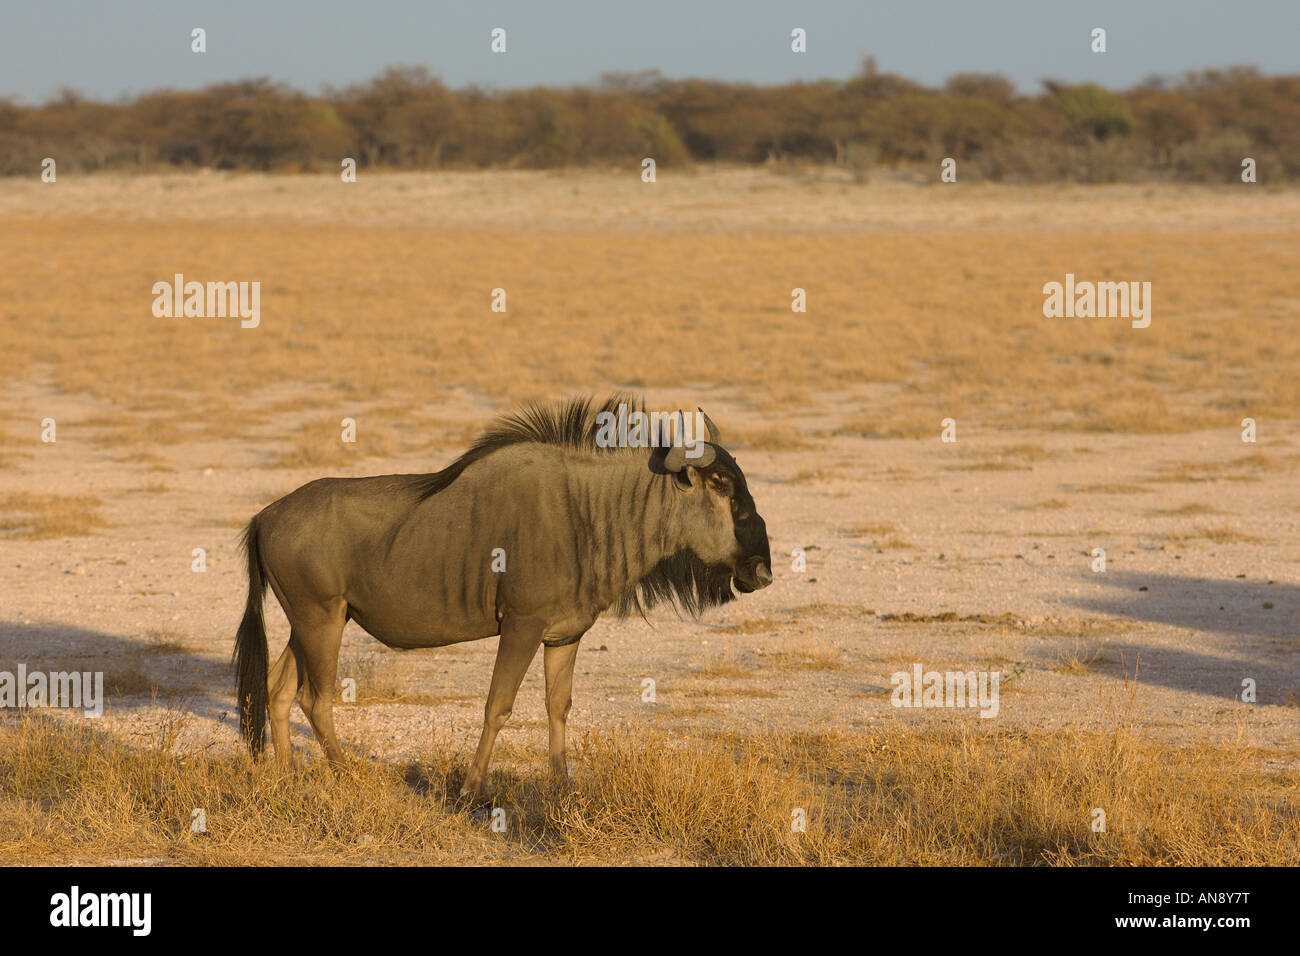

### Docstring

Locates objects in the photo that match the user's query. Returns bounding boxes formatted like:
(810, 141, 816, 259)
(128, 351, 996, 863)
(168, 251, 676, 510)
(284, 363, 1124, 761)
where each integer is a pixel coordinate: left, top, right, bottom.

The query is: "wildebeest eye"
(708, 474, 732, 495)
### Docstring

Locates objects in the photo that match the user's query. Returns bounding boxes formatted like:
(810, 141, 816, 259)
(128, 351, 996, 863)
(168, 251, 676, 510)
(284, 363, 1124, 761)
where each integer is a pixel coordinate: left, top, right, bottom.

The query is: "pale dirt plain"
(1, 168, 1298, 863)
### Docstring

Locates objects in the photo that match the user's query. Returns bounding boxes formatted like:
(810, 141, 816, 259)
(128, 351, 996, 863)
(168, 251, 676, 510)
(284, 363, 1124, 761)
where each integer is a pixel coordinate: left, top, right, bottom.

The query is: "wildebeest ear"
(652, 411, 716, 475)
(698, 408, 722, 445)
(664, 440, 715, 473)
(649, 449, 702, 489)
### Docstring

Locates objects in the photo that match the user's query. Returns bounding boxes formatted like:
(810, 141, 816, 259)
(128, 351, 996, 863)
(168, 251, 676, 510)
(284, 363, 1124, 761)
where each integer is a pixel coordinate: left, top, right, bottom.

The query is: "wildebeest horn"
(663, 410, 715, 472)
(698, 408, 722, 445)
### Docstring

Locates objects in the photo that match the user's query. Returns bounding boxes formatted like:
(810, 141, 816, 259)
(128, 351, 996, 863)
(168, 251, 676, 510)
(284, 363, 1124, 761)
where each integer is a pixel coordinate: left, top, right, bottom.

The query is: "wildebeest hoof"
(458, 782, 494, 808)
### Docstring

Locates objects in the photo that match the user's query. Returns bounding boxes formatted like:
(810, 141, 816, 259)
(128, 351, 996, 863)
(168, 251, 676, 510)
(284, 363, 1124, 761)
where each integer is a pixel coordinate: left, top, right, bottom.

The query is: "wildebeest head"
(652, 409, 773, 594)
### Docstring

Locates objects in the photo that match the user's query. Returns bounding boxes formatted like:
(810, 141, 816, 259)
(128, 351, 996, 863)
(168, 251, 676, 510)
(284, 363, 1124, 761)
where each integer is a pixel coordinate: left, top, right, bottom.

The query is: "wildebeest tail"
(234, 516, 269, 755)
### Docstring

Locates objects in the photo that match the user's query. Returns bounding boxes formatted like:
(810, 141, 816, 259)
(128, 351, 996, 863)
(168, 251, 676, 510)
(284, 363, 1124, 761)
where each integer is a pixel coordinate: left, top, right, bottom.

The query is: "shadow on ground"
(1060, 571, 1299, 703)
(0, 620, 314, 738)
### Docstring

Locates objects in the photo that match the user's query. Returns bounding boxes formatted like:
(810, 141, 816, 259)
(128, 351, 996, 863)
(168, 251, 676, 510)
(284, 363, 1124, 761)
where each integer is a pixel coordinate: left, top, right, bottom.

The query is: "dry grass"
(650, 702, 723, 720)
(338, 658, 476, 707)
(1017, 616, 1137, 638)
(847, 521, 899, 535)
(0, 428, 31, 471)
(724, 424, 819, 451)
(1155, 454, 1296, 483)
(710, 603, 877, 637)
(1158, 524, 1265, 545)
(269, 418, 403, 469)
(881, 611, 1022, 625)
(878, 613, 1135, 639)
(787, 468, 836, 484)
(711, 616, 791, 636)
(683, 685, 780, 700)
(686, 653, 758, 681)
(1023, 498, 1070, 510)
(766, 649, 845, 672)
(836, 407, 949, 441)
(3, 177, 1299, 443)
(0, 492, 109, 539)
(1144, 502, 1227, 517)
(141, 629, 193, 654)
(945, 444, 1057, 472)
(1067, 483, 1153, 495)
(844, 520, 918, 549)
(1053, 641, 1105, 675)
(1, 706, 1295, 865)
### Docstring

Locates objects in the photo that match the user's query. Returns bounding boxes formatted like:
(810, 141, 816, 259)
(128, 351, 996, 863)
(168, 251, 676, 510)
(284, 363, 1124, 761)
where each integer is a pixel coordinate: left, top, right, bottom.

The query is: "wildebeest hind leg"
(461, 617, 544, 799)
(288, 600, 348, 768)
(267, 640, 303, 767)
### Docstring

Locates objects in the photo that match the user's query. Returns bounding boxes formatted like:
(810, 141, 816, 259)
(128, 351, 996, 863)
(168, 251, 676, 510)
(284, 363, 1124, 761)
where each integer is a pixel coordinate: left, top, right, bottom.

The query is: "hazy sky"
(2, 0, 1297, 103)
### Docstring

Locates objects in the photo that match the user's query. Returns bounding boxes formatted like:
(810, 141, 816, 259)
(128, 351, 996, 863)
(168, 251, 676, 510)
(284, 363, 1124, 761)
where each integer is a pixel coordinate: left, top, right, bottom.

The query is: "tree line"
(2, 60, 1296, 181)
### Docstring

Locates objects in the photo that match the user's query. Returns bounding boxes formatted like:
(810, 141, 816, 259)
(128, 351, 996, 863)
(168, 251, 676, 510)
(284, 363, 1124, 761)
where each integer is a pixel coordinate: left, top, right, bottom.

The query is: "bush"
(1, 61, 1296, 181)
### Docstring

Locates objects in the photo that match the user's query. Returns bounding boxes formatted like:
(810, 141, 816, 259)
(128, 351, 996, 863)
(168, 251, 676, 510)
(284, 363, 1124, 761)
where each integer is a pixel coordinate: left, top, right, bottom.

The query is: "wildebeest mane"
(414, 393, 640, 502)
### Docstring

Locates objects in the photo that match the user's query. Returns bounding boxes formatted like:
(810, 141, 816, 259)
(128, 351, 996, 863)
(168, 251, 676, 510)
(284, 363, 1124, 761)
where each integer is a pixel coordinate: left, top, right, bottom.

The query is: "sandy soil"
(3, 380, 1297, 772)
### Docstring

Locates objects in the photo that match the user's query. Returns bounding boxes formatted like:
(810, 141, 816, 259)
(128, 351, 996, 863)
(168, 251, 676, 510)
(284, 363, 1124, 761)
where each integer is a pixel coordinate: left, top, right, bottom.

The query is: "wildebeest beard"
(614, 549, 736, 619)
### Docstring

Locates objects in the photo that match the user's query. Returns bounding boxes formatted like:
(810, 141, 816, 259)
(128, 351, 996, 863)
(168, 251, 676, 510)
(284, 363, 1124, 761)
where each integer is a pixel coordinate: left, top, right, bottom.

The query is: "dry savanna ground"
(1, 168, 1298, 865)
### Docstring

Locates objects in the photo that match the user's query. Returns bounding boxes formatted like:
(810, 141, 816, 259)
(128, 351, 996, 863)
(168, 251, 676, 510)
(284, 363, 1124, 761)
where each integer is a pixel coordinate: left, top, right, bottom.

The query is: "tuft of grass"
(847, 521, 898, 535)
(141, 629, 193, 655)
(0, 492, 109, 539)
(1024, 498, 1070, 510)
(1144, 502, 1226, 517)
(1160, 524, 1264, 545)
(683, 685, 780, 700)
(1053, 641, 1104, 675)
(112, 450, 175, 472)
(882, 611, 1021, 626)
(650, 703, 723, 720)
(1068, 483, 1152, 495)
(712, 617, 788, 635)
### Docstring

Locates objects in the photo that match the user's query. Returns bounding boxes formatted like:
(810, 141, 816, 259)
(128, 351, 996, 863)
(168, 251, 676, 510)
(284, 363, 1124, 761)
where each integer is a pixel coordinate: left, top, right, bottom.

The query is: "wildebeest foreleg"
(544, 639, 581, 778)
(461, 617, 544, 799)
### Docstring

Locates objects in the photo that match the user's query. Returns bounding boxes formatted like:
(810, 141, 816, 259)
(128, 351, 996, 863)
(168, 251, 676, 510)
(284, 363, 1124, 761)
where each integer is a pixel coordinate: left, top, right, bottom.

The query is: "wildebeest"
(233, 395, 772, 797)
